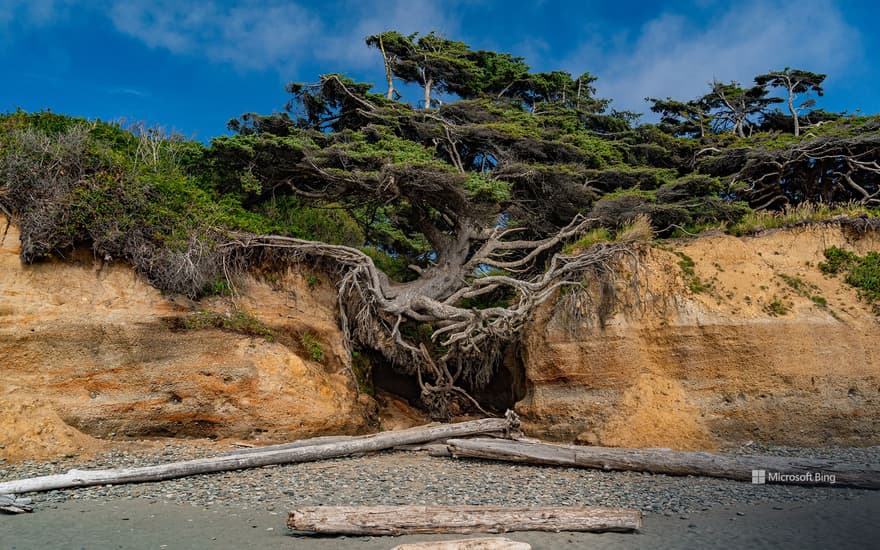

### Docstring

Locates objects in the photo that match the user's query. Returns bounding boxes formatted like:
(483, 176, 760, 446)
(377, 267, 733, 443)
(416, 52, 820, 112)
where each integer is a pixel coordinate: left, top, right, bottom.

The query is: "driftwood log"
(0, 417, 511, 495)
(288, 505, 642, 535)
(391, 537, 532, 549)
(446, 438, 880, 489)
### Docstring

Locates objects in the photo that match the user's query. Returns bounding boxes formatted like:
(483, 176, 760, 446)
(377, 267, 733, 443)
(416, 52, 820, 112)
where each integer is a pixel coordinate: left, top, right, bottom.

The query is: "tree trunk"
(0, 418, 512, 495)
(425, 78, 434, 109)
(288, 505, 642, 535)
(445, 439, 880, 490)
(379, 35, 396, 100)
(788, 93, 800, 137)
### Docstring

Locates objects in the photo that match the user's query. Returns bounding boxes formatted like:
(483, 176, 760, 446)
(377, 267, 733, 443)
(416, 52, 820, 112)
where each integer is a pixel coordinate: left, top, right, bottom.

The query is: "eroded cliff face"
(517, 224, 880, 450)
(0, 217, 375, 462)
(4, 215, 879, 461)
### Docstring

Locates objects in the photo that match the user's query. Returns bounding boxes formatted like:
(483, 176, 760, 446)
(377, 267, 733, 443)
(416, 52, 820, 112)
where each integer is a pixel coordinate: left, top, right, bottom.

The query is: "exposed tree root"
(223, 225, 639, 419)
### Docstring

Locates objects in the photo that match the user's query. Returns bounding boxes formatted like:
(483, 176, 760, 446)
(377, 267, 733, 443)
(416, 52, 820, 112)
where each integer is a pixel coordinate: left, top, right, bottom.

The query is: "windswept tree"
(706, 80, 782, 137)
(204, 58, 661, 417)
(646, 96, 712, 137)
(365, 31, 413, 100)
(754, 68, 826, 136)
(366, 31, 480, 108)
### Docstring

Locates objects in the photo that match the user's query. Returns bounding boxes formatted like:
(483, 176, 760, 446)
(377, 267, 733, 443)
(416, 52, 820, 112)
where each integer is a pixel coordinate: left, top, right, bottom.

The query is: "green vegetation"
(351, 351, 375, 395)
(777, 273, 829, 310)
(670, 250, 708, 293)
(562, 228, 612, 254)
(180, 310, 274, 339)
(300, 332, 325, 363)
(779, 274, 809, 294)
(765, 298, 790, 316)
(305, 274, 321, 289)
(820, 247, 880, 304)
(730, 202, 879, 236)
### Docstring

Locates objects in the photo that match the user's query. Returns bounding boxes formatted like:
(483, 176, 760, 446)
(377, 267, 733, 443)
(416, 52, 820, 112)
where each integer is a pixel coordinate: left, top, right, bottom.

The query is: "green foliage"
(819, 246, 858, 274)
(778, 274, 828, 309)
(305, 274, 320, 289)
(778, 273, 809, 294)
(730, 202, 878, 236)
(2, 34, 877, 298)
(845, 253, 880, 301)
(300, 332, 325, 363)
(464, 172, 511, 202)
(563, 228, 612, 254)
(200, 279, 233, 297)
(765, 298, 790, 316)
(361, 246, 419, 282)
(351, 351, 375, 395)
(671, 250, 708, 293)
(820, 247, 880, 304)
(181, 310, 274, 340)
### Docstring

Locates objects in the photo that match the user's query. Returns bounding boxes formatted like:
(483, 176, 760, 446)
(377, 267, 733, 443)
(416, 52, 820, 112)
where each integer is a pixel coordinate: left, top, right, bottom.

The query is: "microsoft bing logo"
(752, 469, 767, 484)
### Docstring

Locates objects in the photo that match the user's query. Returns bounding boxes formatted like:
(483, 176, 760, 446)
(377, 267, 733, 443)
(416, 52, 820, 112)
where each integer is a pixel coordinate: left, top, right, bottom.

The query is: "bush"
(0, 114, 371, 296)
(616, 214, 654, 242)
(819, 247, 880, 305)
(563, 227, 612, 254)
(180, 310, 274, 339)
(300, 332, 325, 362)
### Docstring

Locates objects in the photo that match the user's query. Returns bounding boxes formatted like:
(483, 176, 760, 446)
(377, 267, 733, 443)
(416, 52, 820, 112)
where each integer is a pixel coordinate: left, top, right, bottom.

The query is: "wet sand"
(2, 491, 878, 549)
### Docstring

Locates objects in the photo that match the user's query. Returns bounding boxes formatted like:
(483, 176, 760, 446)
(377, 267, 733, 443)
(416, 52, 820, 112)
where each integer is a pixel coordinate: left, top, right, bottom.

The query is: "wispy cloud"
(0, 0, 73, 35)
(104, 0, 468, 72)
(105, 86, 150, 98)
(108, 1, 321, 72)
(566, 0, 862, 114)
(105, 0, 461, 74)
(314, 0, 461, 67)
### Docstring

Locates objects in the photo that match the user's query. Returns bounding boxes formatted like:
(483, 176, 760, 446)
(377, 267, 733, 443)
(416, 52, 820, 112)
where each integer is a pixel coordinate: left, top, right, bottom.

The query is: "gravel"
(1, 441, 877, 515)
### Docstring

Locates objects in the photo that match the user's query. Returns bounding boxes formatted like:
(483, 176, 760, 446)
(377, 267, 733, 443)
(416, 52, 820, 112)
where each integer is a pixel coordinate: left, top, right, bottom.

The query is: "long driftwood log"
(446, 438, 880, 489)
(288, 505, 642, 535)
(391, 537, 531, 550)
(0, 417, 511, 495)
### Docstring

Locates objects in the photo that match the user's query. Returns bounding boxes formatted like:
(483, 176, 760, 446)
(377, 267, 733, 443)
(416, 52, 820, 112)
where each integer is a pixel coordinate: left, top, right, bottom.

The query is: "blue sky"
(2, 0, 878, 140)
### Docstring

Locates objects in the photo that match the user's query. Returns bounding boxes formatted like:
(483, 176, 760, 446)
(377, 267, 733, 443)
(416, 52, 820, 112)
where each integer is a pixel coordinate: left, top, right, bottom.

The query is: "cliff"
(2, 216, 879, 461)
(0, 216, 375, 462)
(517, 223, 880, 450)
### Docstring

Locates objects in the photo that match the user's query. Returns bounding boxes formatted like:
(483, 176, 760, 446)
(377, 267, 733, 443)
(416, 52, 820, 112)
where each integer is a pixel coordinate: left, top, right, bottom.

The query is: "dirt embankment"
(0, 217, 376, 462)
(517, 223, 880, 450)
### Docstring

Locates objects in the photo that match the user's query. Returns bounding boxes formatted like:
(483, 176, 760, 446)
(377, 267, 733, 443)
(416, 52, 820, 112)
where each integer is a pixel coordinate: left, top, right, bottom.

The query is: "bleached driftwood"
(391, 537, 532, 549)
(0, 417, 511, 495)
(288, 505, 642, 535)
(445, 438, 880, 489)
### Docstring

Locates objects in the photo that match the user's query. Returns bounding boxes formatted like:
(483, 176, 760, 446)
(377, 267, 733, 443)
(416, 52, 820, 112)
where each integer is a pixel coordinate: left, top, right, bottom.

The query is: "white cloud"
(567, 0, 862, 114)
(105, 0, 461, 75)
(108, 1, 322, 72)
(314, 0, 461, 66)
(0, 0, 73, 32)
